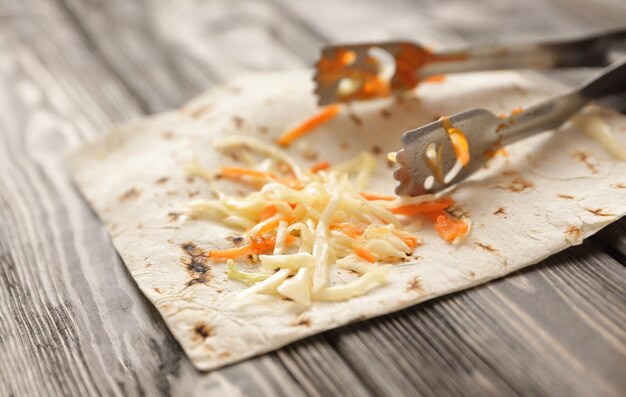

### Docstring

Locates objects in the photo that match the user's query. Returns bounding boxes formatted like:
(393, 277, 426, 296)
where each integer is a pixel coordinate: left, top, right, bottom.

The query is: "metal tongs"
(313, 30, 626, 196)
(394, 59, 626, 196)
(314, 29, 626, 105)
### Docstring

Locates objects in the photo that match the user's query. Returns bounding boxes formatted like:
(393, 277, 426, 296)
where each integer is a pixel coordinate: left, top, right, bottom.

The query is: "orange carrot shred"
(259, 205, 278, 221)
(422, 74, 446, 84)
(353, 245, 377, 263)
(440, 117, 470, 166)
(208, 235, 297, 261)
(277, 105, 341, 147)
(389, 197, 454, 216)
(423, 210, 468, 242)
(310, 161, 330, 173)
(360, 192, 396, 201)
(402, 236, 419, 249)
(219, 166, 277, 180)
(331, 223, 364, 239)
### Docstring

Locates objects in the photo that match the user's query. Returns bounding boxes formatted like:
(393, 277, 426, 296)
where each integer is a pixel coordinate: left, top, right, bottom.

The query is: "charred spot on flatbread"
(232, 116, 244, 129)
(292, 316, 311, 327)
(167, 212, 182, 221)
(349, 113, 363, 126)
(557, 193, 575, 199)
(564, 225, 583, 243)
(188, 191, 200, 198)
(119, 187, 140, 201)
(474, 242, 498, 253)
(493, 207, 506, 216)
(406, 277, 422, 293)
(611, 183, 626, 189)
(226, 235, 244, 246)
(585, 208, 612, 217)
(380, 109, 391, 118)
(571, 150, 598, 174)
(193, 322, 214, 340)
(371, 145, 382, 155)
(496, 172, 534, 193)
(180, 242, 210, 286)
(155, 176, 170, 184)
(257, 125, 269, 134)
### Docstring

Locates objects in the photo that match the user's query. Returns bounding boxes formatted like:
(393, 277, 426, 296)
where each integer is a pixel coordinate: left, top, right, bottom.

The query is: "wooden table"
(1, 0, 625, 396)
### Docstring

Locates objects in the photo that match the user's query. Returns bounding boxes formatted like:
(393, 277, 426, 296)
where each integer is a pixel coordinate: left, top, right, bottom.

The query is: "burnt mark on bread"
(380, 109, 391, 118)
(292, 316, 311, 327)
(119, 187, 141, 202)
(226, 235, 244, 246)
(571, 150, 598, 174)
(585, 208, 612, 217)
(493, 207, 506, 216)
(564, 225, 583, 242)
(180, 242, 210, 286)
(406, 276, 422, 293)
(349, 113, 363, 126)
(371, 145, 382, 155)
(557, 193, 575, 199)
(475, 242, 498, 253)
(167, 212, 182, 221)
(611, 183, 626, 189)
(257, 125, 269, 134)
(155, 176, 170, 185)
(496, 172, 534, 193)
(232, 116, 244, 129)
(193, 322, 214, 341)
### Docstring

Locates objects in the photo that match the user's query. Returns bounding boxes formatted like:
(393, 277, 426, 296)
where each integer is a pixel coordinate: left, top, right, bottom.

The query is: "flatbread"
(68, 70, 626, 370)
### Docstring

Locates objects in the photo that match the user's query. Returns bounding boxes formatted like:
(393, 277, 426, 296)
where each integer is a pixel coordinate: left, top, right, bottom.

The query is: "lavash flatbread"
(68, 70, 626, 370)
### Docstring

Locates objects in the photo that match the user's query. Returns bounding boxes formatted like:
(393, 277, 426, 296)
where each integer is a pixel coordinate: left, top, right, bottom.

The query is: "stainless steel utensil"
(314, 28, 626, 105)
(393, 59, 626, 196)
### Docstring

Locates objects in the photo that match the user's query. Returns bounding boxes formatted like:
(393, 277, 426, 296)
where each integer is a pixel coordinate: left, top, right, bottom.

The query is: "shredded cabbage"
(186, 135, 466, 305)
(572, 113, 626, 161)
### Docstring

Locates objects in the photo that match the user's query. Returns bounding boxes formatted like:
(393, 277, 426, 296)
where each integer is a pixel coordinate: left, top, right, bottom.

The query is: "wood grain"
(0, 0, 625, 396)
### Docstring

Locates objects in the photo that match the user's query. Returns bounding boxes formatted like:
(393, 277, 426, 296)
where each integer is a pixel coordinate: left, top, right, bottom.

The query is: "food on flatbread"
(573, 112, 626, 160)
(277, 104, 341, 147)
(185, 135, 469, 305)
(68, 70, 626, 371)
(440, 116, 470, 166)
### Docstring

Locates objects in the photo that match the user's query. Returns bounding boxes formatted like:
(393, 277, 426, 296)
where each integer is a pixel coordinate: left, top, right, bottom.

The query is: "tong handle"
(580, 57, 626, 99)
(502, 58, 626, 146)
(421, 28, 626, 76)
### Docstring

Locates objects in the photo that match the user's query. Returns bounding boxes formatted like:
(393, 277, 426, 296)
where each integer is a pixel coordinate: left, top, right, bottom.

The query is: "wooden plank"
(0, 1, 369, 396)
(327, 242, 626, 397)
(56, 0, 326, 112)
(1, 0, 625, 396)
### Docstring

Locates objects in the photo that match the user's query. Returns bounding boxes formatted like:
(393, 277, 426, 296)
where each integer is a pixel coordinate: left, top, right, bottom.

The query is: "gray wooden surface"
(1, 0, 625, 396)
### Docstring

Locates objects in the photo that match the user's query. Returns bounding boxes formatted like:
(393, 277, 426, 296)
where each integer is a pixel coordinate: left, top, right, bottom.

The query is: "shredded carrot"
(423, 210, 468, 242)
(259, 205, 278, 221)
(331, 223, 365, 239)
(440, 117, 470, 166)
(402, 236, 419, 249)
(353, 245, 377, 263)
(218, 166, 303, 190)
(219, 166, 277, 180)
(510, 106, 523, 116)
(422, 74, 446, 84)
(310, 161, 330, 173)
(208, 236, 296, 261)
(208, 237, 274, 260)
(389, 197, 454, 216)
(360, 192, 396, 201)
(277, 105, 341, 147)
(256, 219, 281, 235)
